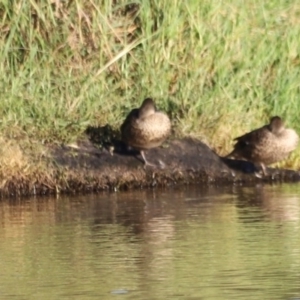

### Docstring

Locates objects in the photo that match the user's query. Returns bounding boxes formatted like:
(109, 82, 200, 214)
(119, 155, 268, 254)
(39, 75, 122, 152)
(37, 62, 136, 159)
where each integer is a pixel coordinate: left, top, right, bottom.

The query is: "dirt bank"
(52, 136, 300, 192)
(2, 134, 300, 197)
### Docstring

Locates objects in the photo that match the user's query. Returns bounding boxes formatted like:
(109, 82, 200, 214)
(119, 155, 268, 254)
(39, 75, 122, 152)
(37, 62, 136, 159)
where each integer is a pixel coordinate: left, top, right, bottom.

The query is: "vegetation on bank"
(1, 0, 300, 187)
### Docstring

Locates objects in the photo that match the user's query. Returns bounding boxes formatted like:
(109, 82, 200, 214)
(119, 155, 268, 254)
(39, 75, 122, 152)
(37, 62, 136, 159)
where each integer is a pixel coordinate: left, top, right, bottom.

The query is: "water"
(1, 184, 300, 300)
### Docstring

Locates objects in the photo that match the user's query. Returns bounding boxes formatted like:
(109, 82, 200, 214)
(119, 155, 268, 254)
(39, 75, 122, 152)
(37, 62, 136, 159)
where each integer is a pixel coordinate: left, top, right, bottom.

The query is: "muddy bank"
(50, 137, 300, 192)
(2, 136, 300, 197)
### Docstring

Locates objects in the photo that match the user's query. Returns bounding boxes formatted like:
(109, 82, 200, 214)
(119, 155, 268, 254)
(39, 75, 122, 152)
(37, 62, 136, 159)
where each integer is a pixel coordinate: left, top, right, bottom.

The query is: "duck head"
(269, 116, 285, 134)
(139, 98, 156, 118)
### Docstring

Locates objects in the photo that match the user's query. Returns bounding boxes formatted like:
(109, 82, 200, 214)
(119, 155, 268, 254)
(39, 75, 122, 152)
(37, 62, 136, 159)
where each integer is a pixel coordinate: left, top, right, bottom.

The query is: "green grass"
(1, 0, 300, 170)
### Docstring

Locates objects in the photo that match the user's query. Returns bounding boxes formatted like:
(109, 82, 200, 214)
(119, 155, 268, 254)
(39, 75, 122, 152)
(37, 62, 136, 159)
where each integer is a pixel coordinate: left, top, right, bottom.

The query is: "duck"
(226, 116, 299, 175)
(121, 98, 171, 167)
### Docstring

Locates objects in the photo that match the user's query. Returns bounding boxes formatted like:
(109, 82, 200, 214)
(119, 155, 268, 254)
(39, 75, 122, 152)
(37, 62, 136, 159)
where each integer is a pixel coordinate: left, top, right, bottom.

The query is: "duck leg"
(260, 163, 268, 176)
(140, 150, 157, 168)
(254, 162, 267, 178)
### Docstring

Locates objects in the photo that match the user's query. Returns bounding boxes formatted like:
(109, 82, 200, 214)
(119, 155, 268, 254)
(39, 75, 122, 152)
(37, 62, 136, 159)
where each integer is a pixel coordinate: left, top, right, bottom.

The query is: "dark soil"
(51, 135, 300, 193)
(3, 130, 300, 197)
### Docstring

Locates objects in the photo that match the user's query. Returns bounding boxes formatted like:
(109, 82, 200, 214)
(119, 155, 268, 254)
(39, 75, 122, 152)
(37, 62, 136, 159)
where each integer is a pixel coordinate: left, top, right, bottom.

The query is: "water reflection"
(0, 184, 300, 299)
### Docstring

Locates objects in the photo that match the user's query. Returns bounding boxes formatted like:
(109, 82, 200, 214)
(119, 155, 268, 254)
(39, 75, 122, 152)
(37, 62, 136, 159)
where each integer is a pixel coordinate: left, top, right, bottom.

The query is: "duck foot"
(140, 151, 165, 169)
(254, 163, 268, 178)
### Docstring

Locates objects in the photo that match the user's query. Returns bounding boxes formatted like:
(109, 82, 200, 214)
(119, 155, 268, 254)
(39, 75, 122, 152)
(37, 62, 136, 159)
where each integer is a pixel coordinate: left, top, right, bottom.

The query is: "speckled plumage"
(227, 116, 299, 174)
(121, 98, 171, 166)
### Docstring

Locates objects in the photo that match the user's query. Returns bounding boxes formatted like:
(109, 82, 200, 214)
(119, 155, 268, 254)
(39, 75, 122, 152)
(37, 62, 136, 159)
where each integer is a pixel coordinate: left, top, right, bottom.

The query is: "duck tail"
(224, 150, 236, 159)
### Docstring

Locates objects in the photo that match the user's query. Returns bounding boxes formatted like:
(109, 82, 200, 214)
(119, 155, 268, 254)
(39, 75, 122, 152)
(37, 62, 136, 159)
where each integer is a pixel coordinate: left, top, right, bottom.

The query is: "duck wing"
(234, 125, 270, 147)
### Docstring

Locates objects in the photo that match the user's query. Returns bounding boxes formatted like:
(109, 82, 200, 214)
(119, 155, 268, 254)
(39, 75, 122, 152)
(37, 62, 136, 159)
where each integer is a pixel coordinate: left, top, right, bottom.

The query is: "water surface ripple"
(1, 184, 300, 299)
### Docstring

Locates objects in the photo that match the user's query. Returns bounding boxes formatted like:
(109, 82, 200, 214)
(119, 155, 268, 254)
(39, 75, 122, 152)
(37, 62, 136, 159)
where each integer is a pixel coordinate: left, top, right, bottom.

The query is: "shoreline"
(2, 136, 299, 198)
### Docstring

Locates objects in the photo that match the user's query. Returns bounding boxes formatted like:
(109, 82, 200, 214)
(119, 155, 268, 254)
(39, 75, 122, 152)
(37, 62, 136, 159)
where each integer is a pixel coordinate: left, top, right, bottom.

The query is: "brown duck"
(227, 116, 299, 175)
(121, 98, 171, 167)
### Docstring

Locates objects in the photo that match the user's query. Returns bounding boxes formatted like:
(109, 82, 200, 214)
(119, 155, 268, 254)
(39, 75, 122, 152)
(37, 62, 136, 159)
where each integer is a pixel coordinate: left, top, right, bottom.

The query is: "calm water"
(1, 184, 300, 300)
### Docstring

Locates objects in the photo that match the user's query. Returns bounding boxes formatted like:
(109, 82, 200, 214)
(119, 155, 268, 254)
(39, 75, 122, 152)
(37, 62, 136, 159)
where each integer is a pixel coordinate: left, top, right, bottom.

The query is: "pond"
(1, 184, 300, 300)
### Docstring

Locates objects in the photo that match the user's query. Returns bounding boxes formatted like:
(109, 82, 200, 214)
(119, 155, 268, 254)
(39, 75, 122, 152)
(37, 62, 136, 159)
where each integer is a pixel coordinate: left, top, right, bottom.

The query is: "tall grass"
(1, 0, 300, 167)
